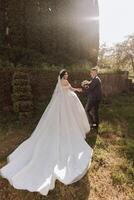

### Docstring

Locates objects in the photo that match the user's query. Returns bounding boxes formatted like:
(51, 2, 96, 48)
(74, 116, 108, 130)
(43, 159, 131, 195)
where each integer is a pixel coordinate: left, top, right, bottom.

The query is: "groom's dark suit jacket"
(86, 76, 102, 102)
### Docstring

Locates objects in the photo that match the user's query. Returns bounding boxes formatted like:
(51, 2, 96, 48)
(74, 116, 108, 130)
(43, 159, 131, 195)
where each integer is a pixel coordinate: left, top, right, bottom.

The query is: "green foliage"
(0, 45, 46, 67)
(98, 34, 134, 76)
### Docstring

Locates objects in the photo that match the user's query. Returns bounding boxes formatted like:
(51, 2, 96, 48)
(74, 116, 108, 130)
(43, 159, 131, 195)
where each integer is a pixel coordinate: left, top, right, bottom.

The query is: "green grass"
(111, 161, 134, 186)
(100, 93, 134, 136)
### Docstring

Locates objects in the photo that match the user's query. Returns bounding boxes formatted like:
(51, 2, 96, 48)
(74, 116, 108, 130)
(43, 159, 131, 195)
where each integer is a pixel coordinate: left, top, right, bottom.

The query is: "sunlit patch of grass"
(90, 136, 110, 171)
(95, 135, 108, 150)
(111, 171, 127, 185)
(92, 149, 109, 171)
(120, 162, 134, 185)
(111, 161, 134, 186)
(99, 121, 116, 134)
(99, 117, 127, 139)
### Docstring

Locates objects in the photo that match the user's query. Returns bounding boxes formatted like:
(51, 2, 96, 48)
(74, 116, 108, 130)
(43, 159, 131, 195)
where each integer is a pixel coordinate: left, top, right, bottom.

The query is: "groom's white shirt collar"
(92, 75, 97, 79)
(92, 75, 101, 82)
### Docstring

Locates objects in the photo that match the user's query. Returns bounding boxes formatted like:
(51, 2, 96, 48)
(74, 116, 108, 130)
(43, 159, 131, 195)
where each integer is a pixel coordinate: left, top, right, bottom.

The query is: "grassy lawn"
(0, 93, 134, 200)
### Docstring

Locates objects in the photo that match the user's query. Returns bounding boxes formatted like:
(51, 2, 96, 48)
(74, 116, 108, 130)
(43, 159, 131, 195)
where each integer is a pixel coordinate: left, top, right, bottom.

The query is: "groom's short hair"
(91, 67, 98, 73)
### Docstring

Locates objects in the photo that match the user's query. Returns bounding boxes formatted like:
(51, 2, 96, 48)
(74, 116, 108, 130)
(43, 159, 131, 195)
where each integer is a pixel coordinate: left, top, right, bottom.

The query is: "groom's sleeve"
(82, 87, 88, 95)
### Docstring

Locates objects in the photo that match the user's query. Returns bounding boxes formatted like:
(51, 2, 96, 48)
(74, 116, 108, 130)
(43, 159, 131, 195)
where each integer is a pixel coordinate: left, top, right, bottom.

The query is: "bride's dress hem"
(0, 152, 93, 196)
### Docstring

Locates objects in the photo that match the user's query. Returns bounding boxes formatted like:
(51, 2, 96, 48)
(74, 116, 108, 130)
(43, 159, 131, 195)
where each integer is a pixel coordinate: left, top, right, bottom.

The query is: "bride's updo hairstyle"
(59, 69, 67, 79)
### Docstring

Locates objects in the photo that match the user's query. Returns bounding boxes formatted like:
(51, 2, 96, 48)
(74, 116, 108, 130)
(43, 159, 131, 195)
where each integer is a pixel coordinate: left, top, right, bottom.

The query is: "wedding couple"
(0, 68, 102, 196)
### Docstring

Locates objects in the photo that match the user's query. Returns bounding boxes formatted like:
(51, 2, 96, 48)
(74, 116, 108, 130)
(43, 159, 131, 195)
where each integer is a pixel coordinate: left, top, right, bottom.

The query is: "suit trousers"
(85, 98, 100, 126)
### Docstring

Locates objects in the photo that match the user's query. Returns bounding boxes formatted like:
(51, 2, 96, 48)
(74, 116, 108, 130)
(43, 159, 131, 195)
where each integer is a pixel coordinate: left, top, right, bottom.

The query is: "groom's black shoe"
(91, 123, 98, 129)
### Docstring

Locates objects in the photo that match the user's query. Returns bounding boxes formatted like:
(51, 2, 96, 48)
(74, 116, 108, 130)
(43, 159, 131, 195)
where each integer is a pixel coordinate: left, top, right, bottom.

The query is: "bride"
(0, 69, 93, 196)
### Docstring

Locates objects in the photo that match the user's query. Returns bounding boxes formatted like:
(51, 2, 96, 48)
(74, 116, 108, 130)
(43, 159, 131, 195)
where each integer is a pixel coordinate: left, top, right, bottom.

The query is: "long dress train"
(0, 74, 93, 196)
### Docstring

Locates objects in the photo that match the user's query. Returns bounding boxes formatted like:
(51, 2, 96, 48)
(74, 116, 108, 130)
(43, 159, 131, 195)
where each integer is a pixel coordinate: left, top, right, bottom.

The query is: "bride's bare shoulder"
(60, 79, 70, 86)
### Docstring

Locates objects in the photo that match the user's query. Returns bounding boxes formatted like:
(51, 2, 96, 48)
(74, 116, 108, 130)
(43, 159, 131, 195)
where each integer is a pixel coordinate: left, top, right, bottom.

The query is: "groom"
(81, 67, 102, 129)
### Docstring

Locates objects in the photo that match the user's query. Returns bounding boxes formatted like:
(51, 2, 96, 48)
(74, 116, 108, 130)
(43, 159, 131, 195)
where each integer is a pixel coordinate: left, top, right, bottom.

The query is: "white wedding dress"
(0, 73, 93, 196)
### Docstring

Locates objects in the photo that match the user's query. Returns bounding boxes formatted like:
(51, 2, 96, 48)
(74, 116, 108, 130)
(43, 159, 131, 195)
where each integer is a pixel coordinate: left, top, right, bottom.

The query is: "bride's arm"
(61, 80, 80, 92)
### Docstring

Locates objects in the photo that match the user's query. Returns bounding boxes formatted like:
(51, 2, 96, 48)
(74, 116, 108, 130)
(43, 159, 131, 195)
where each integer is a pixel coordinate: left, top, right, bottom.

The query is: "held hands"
(74, 80, 92, 92)
(75, 88, 83, 92)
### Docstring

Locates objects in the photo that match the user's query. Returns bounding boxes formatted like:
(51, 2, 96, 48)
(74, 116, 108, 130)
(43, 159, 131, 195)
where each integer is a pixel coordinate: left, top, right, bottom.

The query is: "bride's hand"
(76, 88, 82, 92)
